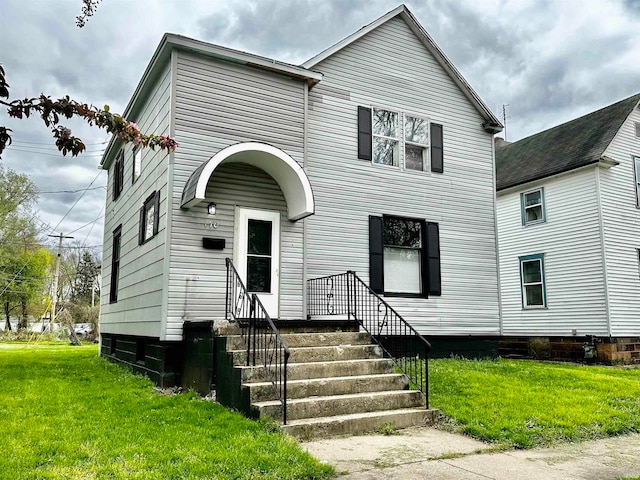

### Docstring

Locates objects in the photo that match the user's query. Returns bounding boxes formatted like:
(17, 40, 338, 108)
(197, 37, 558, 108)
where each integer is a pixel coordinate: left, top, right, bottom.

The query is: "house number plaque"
(204, 222, 219, 229)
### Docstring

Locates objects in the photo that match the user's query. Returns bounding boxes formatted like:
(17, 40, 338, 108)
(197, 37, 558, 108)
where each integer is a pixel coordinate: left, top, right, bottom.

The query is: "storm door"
(234, 208, 280, 318)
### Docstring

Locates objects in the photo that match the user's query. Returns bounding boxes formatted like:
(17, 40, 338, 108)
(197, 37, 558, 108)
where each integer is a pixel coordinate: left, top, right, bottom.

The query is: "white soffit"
(181, 142, 315, 221)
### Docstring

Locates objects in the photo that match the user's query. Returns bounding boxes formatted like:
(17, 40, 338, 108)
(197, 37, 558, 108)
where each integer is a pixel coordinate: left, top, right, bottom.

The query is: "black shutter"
(153, 191, 160, 236)
(426, 222, 441, 296)
(369, 215, 384, 294)
(358, 106, 372, 160)
(431, 123, 443, 173)
(138, 206, 145, 245)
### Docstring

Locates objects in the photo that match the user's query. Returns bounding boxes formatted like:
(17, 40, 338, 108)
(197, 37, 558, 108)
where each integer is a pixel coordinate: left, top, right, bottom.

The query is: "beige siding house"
(99, 5, 502, 385)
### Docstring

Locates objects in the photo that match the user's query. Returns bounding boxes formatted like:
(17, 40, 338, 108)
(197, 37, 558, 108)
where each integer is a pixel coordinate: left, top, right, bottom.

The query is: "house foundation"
(499, 336, 640, 364)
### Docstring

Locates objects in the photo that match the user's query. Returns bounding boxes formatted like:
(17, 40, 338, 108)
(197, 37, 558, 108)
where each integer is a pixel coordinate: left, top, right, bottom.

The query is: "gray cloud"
(2, 0, 640, 253)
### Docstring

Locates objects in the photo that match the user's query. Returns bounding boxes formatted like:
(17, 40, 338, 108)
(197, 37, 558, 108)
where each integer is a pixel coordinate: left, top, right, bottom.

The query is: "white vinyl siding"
(306, 16, 500, 335)
(497, 168, 608, 336)
(598, 106, 640, 336)
(100, 61, 172, 338)
(166, 51, 306, 340)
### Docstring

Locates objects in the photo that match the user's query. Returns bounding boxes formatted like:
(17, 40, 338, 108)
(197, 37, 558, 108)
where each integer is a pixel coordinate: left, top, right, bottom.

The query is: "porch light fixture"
(207, 202, 217, 215)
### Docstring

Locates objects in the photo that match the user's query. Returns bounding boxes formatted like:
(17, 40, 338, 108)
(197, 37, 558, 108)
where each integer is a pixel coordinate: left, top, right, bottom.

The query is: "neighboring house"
(496, 93, 640, 363)
(98, 5, 503, 386)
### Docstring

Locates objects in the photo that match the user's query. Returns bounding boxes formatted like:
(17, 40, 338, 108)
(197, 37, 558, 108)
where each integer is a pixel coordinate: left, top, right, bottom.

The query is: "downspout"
(595, 167, 612, 337)
(302, 81, 309, 320)
(492, 135, 503, 336)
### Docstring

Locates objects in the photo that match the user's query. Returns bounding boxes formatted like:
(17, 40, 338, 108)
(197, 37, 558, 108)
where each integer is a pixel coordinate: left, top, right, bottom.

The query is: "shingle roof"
(496, 93, 640, 191)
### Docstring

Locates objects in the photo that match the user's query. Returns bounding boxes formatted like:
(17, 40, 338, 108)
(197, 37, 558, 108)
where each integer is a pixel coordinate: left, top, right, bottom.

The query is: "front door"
(234, 207, 280, 318)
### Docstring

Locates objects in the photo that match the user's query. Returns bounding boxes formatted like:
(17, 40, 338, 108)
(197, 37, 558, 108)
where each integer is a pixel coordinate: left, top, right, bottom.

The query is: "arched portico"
(180, 142, 314, 221)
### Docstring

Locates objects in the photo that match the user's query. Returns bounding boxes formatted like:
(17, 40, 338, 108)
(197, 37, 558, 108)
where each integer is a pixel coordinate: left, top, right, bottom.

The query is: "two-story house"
(97, 5, 503, 433)
(496, 93, 640, 363)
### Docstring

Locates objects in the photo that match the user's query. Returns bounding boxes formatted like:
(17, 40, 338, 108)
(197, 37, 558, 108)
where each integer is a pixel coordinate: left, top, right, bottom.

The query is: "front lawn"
(430, 358, 640, 449)
(0, 344, 332, 479)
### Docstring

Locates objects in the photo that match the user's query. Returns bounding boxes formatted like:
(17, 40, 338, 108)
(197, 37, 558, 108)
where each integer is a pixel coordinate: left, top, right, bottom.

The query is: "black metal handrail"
(247, 294, 290, 424)
(307, 271, 431, 408)
(225, 258, 252, 326)
(225, 258, 290, 424)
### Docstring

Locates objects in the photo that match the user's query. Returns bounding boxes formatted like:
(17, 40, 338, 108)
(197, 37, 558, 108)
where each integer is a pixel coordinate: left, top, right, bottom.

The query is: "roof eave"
(496, 158, 618, 194)
(302, 5, 503, 130)
(100, 33, 323, 170)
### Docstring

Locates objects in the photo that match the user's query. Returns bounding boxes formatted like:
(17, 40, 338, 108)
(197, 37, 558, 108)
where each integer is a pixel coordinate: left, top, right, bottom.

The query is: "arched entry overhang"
(180, 142, 314, 221)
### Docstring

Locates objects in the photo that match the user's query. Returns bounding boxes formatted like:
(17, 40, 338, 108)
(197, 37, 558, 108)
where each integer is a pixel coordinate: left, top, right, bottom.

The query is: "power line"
(52, 170, 104, 233)
(66, 214, 105, 236)
(12, 138, 109, 146)
(39, 186, 106, 194)
(7, 147, 105, 158)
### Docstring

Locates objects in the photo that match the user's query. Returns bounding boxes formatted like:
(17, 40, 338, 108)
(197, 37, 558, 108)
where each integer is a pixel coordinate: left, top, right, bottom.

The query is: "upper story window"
(372, 109, 399, 166)
(519, 253, 546, 308)
(635, 121, 640, 138)
(132, 146, 142, 183)
(521, 187, 546, 226)
(138, 191, 160, 245)
(404, 115, 429, 171)
(634, 157, 640, 207)
(113, 150, 124, 201)
(358, 106, 443, 173)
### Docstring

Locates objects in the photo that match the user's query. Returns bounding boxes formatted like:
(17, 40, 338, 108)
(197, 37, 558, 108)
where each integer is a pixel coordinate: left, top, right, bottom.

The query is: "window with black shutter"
(110, 225, 122, 303)
(369, 216, 441, 297)
(113, 150, 124, 201)
(138, 191, 160, 245)
(358, 107, 443, 174)
(430, 123, 443, 173)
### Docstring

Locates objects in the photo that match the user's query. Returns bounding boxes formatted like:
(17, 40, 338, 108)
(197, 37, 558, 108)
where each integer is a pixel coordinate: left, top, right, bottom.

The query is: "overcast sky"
(1, 0, 640, 254)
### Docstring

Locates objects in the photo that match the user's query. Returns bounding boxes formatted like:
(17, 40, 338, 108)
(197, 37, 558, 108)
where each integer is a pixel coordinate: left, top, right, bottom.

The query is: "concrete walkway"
(303, 428, 640, 479)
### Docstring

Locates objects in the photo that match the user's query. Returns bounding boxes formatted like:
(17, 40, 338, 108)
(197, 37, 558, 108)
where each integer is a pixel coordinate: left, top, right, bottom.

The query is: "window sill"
(383, 292, 428, 299)
(522, 221, 546, 228)
(522, 306, 547, 310)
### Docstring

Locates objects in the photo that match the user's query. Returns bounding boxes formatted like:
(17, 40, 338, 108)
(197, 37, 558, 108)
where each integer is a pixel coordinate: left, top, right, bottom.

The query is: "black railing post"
(283, 349, 289, 425)
(425, 344, 429, 409)
(225, 259, 230, 321)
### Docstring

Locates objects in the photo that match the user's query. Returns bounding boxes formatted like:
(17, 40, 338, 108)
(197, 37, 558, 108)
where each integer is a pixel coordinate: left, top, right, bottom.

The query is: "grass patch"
(429, 358, 640, 449)
(0, 344, 333, 479)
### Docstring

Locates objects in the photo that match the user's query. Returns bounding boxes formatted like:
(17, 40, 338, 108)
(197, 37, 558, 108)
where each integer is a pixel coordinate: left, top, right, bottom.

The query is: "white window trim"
(633, 156, 640, 208)
(403, 113, 431, 173)
(371, 107, 400, 168)
(133, 146, 142, 183)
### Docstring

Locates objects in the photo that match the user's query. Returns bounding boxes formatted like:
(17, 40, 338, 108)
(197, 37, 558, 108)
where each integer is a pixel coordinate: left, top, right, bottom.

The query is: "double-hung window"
(113, 150, 124, 201)
(110, 225, 122, 303)
(404, 115, 429, 171)
(521, 188, 545, 225)
(519, 254, 546, 308)
(372, 108, 399, 166)
(369, 216, 441, 297)
(132, 146, 142, 183)
(634, 157, 640, 207)
(138, 191, 160, 244)
(383, 217, 423, 293)
(358, 107, 444, 173)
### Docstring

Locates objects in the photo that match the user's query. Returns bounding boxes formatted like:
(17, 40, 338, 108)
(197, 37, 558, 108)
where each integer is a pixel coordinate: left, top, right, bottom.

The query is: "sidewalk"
(303, 428, 640, 479)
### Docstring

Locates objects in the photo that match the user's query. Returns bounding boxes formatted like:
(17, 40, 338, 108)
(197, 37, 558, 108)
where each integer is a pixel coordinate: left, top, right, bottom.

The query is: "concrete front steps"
(223, 330, 438, 439)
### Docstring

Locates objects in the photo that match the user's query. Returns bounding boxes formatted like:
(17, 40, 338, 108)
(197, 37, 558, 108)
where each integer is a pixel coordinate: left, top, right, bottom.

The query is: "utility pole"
(48, 233, 74, 332)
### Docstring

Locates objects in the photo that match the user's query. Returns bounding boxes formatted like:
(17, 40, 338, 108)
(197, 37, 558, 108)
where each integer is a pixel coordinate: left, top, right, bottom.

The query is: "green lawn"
(429, 358, 640, 448)
(0, 344, 332, 480)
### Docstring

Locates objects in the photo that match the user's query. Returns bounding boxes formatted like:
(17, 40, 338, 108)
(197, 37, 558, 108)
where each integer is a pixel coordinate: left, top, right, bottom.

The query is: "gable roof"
(302, 4, 503, 133)
(100, 34, 323, 169)
(496, 93, 640, 191)
(101, 5, 502, 169)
